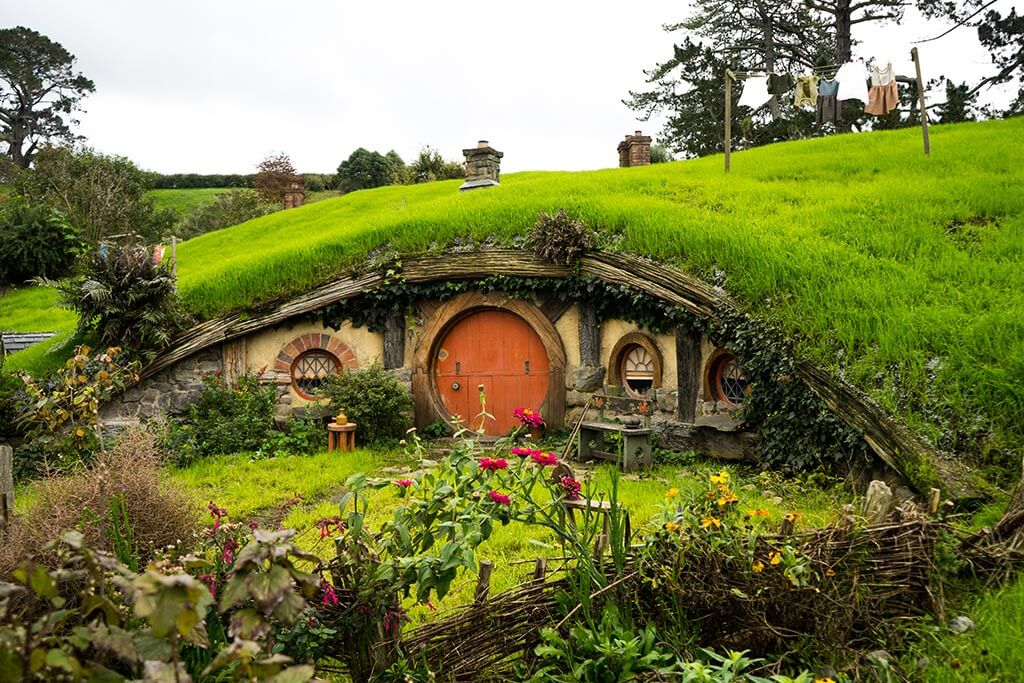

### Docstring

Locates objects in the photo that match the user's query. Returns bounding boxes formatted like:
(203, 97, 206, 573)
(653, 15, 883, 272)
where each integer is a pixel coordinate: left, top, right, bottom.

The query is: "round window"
(291, 349, 341, 399)
(710, 353, 749, 405)
(620, 344, 656, 397)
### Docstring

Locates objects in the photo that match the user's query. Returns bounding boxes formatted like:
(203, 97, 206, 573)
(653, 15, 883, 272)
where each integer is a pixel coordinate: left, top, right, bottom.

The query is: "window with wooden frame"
(290, 349, 341, 400)
(609, 333, 662, 398)
(707, 351, 749, 406)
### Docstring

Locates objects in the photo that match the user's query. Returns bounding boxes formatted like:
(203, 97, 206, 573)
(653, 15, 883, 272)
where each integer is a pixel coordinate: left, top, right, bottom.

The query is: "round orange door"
(434, 309, 550, 435)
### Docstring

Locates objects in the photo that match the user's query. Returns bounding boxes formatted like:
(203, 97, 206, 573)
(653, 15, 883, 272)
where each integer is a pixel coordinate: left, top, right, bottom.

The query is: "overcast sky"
(3, 1, 1017, 174)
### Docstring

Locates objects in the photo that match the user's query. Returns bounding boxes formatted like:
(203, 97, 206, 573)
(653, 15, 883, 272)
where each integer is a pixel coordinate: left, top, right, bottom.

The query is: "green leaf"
(229, 608, 270, 641)
(271, 588, 306, 626)
(28, 564, 56, 600)
(44, 648, 81, 675)
(219, 574, 249, 612)
(267, 665, 315, 683)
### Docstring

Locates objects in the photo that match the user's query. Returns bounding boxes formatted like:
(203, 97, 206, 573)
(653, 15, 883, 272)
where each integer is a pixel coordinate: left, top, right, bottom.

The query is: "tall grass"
(148, 187, 230, 214)
(170, 118, 1024, 469)
(0, 286, 78, 375)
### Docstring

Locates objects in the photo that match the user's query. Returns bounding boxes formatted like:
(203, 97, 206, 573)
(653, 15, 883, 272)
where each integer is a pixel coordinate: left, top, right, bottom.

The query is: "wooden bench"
(327, 422, 357, 452)
(577, 421, 652, 472)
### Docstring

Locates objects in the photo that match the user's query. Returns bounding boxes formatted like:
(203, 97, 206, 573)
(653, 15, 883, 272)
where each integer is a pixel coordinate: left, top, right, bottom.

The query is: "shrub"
(179, 188, 277, 239)
(317, 362, 412, 446)
(0, 430, 196, 577)
(54, 244, 186, 358)
(163, 372, 278, 464)
(529, 208, 594, 266)
(0, 198, 83, 284)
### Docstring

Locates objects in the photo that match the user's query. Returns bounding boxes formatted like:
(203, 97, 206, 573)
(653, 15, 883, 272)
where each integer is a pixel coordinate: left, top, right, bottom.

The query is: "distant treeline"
(152, 173, 335, 192)
(152, 174, 253, 189)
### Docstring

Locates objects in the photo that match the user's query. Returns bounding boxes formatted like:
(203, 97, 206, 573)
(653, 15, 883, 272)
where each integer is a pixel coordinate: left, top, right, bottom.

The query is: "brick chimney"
(617, 130, 652, 167)
(282, 181, 306, 209)
(460, 140, 503, 191)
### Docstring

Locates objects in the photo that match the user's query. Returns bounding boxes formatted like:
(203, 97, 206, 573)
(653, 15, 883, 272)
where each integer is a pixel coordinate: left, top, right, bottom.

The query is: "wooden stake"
(170, 236, 178, 277)
(532, 557, 547, 581)
(911, 48, 931, 156)
(928, 487, 941, 516)
(474, 560, 493, 603)
(1, 444, 13, 532)
(724, 70, 734, 172)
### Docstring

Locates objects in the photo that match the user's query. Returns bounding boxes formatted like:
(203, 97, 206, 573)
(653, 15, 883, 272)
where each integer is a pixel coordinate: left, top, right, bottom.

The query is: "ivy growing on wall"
(316, 266, 870, 473)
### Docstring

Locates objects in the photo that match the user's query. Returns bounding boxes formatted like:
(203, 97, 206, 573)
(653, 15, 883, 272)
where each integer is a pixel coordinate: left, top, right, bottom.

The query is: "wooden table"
(327, 422, 357, 452)
(577, 421, 652, 472)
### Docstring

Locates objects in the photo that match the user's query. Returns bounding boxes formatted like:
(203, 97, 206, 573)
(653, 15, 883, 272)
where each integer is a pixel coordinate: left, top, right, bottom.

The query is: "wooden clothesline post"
(724, 69, 735, 173)
(911, 47, 931, 156)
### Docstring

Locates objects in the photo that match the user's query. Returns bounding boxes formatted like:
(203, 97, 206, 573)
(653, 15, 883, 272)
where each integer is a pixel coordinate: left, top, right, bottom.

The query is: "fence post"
(474, 560, 493, 604)
(1, 444, 13, 532)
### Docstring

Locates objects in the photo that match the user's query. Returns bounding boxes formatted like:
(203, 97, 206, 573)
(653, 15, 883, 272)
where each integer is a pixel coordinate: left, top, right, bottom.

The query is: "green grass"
(148, 187, 233, 214)
(162, 119, 1023, 471)
(0, 286, 78, 375)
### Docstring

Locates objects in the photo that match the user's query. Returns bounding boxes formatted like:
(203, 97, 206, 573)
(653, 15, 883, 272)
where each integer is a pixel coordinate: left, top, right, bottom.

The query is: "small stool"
(327, 422, 357, 452)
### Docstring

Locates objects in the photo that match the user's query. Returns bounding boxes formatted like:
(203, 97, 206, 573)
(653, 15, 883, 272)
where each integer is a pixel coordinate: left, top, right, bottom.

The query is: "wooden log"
(533, 557, 547, 581)
(675, 328, 700, 422)
(1, 444, 13, 531)
(474, 560, 493, 603)
(578, 300, 600, 367)
(383, 310, 405, 370)
(928, 488, 941, 516)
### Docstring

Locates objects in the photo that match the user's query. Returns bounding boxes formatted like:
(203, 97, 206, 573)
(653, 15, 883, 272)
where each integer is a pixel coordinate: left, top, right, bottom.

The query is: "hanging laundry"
(794, 75, 819, 108)
(153, 244, 165, 264)
(816, 78, 840, 125)
(835, 61, 868, 102)
(865, 62, 899, 115)
(737, 75, 772, 110)
(767, 73, 794, 95)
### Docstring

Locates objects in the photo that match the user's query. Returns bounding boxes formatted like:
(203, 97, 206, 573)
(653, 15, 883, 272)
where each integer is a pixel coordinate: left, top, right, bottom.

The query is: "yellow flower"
(825, 568, 836, 577)
(747, 508, 770, 518)
(784, 512, 802, 523)
(717, 492, 739, 507)
(75, 427, 85, 438)
(718, 484, 731, 493)
(769, 552, 782, 565)
(709, 470, 730, 485)
(752, 560, 764, 573)
(665, 488, 679, 499)
(815, 678, 836, 683)
(701, 516, 721, 530)
(665, 522, 681, 532)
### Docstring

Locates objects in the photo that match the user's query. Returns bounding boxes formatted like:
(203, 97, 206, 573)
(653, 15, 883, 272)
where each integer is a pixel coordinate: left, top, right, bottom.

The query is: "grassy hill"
(4, 118, 1023, 471)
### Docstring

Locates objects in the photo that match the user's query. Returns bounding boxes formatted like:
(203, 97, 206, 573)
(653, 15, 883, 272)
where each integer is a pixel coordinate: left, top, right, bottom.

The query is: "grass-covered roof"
(3, 118, 1022, 475)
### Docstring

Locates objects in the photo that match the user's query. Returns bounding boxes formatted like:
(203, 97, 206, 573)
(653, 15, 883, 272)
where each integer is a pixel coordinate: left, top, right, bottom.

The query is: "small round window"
(710, 353, 749, 405)
(620, 344, 656, 397)
(291, 349, 341, 399)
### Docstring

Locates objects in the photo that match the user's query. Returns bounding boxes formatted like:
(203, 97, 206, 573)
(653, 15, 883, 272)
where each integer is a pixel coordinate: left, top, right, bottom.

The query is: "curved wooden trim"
(412, 291, 566, 431)
(703, 348, 734, 405)
(607, 332, 663, 395)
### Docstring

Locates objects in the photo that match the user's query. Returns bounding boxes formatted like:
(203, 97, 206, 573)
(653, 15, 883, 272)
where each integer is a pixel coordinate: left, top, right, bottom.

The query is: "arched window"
(609, 333, 662, 398)
(291, 349, 341, 399)
(708, 352, 749, 405)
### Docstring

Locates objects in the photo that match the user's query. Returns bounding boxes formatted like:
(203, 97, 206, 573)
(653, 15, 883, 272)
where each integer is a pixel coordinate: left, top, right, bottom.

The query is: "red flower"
(489, 490, 511, 505)
(395, 479, 413, 488)
(321, 579, 339, 607)
(199, 573, 216, 598)
(315, 515, 342, 538)
(530, 451, 559, 467)
(510, 446, 541, 457)
(479, 457, 508, 471)
(208, 501, 227, 530)
(559, 476, 582, 501)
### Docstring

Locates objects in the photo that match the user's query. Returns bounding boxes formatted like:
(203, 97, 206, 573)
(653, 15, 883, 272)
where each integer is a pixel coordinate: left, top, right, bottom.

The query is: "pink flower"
(513, 407, 546, 429)
(559, 476, 582, 501)
(395, 479, 413, 488)
(208, 501, 227, 530)
(384, 608, 403, 634)
(479, 457, 509, 471)
(489, 489, 511, 505)
(198, 573, 216, 597)
(530, 451, 559, 467)
(247, 519, 258, 531)
(315, 515, 342, 538)
(321, 579, 339, 607)
(510, 446, 541, 457)
(222, 538, 239, 564)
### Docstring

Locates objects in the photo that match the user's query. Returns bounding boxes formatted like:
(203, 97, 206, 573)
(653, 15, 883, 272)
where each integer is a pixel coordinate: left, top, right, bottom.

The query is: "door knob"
(451, 381, 461, 391)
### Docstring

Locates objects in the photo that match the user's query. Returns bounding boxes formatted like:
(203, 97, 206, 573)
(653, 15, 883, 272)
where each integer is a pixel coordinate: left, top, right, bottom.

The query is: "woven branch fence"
(373, 514, 1024, 681)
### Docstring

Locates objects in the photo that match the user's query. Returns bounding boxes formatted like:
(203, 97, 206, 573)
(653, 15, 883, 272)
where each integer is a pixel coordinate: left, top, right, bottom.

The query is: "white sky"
(3, 1, 1017, 174)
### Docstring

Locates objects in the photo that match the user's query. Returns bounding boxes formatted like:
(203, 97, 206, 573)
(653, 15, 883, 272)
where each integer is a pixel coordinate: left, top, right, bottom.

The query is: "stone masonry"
(460, 140, 503, 190)
(617, 130, 652, 167)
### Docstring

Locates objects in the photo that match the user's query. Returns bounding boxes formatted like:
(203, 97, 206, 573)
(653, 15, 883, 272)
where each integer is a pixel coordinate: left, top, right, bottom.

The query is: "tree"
(252, 152, 301, 206)
(803, 0, 906, 64)
(918, 1, 1024, 114)
(409, 146, 465, 183)
(15, 145, 176, 244)
(0, 26, 94, 168)
(335, 147, 394, 192)
(625, 1, 832, 157)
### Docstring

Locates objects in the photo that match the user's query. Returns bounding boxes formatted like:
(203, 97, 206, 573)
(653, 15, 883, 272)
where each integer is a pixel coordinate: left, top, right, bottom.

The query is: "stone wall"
(100, 348, 222, 424)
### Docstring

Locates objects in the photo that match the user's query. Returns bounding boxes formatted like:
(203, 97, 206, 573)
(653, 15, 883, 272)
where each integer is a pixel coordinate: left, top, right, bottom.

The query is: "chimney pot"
(478, 140, 489, 148)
